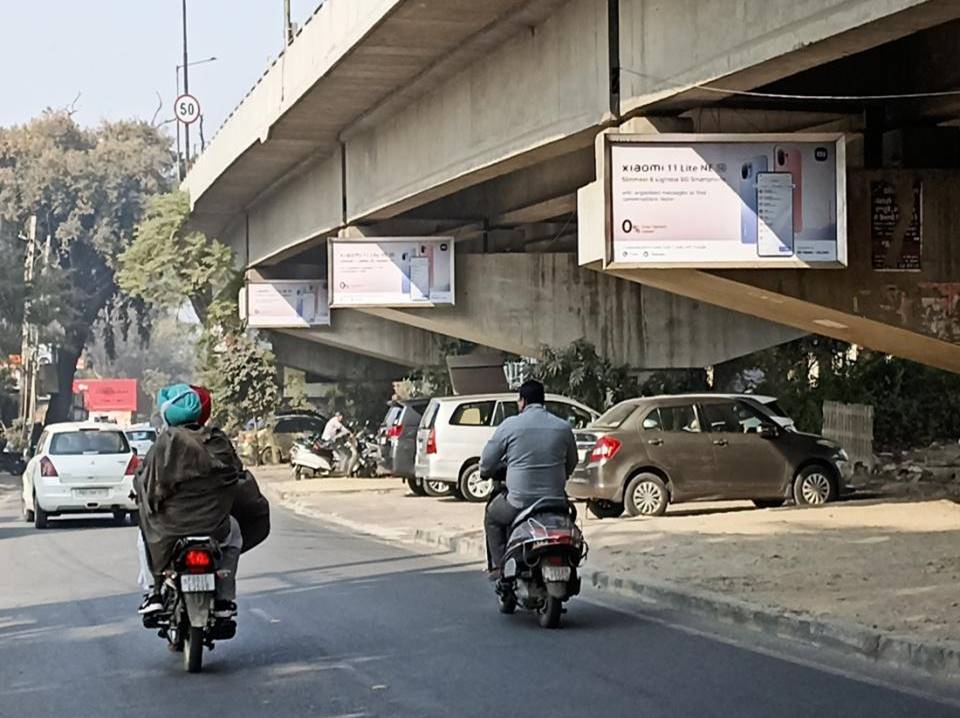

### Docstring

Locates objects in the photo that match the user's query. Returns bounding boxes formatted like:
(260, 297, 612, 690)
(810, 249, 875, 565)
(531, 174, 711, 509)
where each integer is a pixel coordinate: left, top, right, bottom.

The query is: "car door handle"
(712, 439, 728, 446)
(647, 438, 664, 446)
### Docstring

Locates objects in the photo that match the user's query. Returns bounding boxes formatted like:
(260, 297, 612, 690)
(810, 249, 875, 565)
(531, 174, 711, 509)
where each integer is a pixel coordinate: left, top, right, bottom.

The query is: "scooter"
(290, 433, 360, 479)
(486, 477, 587, 629)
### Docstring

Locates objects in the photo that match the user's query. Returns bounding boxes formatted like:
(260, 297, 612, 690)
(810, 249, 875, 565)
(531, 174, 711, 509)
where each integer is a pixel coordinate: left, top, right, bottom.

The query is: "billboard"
(328, 237, 455, 308)
(605, 134, 847, 268)
(242, 280, 331, 328)
(73, 379, 138, 412)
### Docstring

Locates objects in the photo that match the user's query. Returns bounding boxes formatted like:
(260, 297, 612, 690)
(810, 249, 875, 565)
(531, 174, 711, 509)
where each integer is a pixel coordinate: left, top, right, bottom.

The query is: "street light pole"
(175, 68, 183, 181)
(181, 0, 191, 166)
(284, 0, 293, 45)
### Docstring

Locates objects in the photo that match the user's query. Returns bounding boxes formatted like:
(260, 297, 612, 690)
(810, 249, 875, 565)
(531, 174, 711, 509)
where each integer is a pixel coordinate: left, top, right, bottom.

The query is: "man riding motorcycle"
(479, 379, 579, 580)
(135, 384, 269, 620)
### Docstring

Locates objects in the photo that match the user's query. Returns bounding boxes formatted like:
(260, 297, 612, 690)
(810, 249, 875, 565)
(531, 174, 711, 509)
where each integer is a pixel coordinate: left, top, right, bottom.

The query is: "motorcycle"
(145, 537, 237, 673)
(488, 478, 587, 629)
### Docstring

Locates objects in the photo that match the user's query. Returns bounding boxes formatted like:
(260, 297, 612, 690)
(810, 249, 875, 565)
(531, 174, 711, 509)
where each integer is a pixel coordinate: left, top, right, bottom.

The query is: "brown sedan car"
(567, 395, 849, 518)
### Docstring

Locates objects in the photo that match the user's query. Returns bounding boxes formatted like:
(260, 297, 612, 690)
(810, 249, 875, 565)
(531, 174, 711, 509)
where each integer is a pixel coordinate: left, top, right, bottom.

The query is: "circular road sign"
(174, 93, 201, 124)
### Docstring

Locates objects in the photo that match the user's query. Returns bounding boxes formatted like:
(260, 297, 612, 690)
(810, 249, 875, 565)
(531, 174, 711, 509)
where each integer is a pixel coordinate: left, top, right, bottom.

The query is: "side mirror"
(131, 447, 138, 456)
(759, 425, 780, 439)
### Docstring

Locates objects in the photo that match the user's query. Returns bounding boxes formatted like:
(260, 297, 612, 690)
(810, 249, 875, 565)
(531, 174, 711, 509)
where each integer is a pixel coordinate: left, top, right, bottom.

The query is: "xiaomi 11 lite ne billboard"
(606, 134, 847, 268)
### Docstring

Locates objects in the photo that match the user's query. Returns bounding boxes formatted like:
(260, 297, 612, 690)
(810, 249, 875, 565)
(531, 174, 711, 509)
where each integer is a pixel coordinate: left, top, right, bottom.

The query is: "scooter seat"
(511, 496, 570, 528)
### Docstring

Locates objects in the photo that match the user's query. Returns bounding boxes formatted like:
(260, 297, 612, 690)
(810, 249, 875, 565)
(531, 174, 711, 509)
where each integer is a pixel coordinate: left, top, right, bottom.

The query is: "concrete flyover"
(184, 0, 960, 374)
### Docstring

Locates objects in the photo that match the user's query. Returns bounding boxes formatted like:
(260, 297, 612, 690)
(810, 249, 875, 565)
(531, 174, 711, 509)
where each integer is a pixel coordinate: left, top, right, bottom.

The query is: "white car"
(20, 422, 140, 529)
(415, 393, 599, 502)
(125, 424, 158, 457)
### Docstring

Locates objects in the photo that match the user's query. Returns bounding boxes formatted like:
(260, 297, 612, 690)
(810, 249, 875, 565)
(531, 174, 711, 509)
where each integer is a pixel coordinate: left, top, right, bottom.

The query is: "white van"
(415, 393, 599, 502)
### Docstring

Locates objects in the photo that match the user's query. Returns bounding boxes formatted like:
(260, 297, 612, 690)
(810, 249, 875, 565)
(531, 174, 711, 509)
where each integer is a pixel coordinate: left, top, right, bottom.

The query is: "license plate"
(542, 565, 572, 582)
(74, 488, 109, 498)
(180, 574, 215, 593)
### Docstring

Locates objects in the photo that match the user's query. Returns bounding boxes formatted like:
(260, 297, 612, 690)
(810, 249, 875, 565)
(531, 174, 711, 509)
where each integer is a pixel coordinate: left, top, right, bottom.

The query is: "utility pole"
(181, 0, 191, 166)
(175, 68, 183, 181)
(284, 0, 294, 45)
(18, 216, 37, 442)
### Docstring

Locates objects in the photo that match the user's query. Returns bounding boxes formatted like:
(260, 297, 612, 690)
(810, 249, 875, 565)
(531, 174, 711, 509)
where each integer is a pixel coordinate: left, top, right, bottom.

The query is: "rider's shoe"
(213, 600, 237, 618)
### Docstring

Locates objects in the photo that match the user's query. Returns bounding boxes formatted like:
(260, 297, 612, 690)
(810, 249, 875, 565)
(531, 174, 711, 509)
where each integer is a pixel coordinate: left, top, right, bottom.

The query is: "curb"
(263, 482, 960, 680)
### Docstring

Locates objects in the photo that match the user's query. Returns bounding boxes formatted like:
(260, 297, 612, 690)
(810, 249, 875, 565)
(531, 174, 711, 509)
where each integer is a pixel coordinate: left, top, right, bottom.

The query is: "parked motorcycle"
(488, 479, 587, 629)
(144, 537, 237, 673)
(0, 450, 26, 476)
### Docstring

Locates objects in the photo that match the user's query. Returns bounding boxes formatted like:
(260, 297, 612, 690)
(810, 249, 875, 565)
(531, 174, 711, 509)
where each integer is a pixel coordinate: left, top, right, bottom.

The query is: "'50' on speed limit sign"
(175, 94, 201, 124)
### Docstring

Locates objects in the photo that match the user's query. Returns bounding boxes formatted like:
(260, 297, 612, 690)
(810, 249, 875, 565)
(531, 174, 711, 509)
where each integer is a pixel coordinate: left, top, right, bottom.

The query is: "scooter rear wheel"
(498, 593, 517, 615)
(539, 596, 562, 629)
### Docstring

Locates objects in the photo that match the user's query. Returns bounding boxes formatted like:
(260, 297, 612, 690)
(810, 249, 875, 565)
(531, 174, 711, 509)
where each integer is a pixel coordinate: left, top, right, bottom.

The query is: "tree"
(0, 111, 172, 424)
(117, 190, 235, 326)
(121, 190, 279, 432)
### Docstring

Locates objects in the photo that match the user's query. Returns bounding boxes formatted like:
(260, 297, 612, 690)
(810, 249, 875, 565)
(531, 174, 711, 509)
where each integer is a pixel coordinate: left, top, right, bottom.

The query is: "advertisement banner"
(329, 237, 455, 307)
(243, 280, 331, 328)
(606, 134, 846, 268)
(73, 379, 138, 412)
(871, 179, 922, 271)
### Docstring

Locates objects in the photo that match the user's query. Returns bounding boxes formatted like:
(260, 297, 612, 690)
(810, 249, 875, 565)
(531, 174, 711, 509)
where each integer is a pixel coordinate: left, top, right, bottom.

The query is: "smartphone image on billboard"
(756, 172, 795, 258)
(739, 155, 768, 244)
(774, 145, 803, 232)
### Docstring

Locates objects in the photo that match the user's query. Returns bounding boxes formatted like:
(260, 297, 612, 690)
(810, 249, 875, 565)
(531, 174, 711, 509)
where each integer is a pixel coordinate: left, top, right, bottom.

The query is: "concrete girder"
(267, 330, 410, 383)
(356, 252, 802, 368)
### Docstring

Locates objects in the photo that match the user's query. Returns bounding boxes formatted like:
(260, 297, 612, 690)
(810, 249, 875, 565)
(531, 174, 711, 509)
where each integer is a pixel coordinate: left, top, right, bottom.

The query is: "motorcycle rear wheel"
(539, 597, 562, 629)
(184, 626, 204, 673)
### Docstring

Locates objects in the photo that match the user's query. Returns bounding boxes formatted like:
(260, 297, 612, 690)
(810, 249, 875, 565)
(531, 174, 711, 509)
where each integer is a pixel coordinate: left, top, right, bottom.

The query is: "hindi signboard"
(242, 280, 331, 328)
(328, 237, 455, 308)
(604, 133, 847, 268)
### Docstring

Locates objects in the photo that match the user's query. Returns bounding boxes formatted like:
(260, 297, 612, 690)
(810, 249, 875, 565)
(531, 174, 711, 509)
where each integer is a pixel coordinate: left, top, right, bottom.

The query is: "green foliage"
(716, 337, 960, 450)
(118, 191, 235, 325)
(534, 339, 640, 411)
(199, 333, 279, 433)
(0, 111, 173, 423)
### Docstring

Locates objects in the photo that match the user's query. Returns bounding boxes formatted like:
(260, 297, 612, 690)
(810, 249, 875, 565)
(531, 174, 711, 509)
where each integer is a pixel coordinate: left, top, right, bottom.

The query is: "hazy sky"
(0, 1, 321, 139)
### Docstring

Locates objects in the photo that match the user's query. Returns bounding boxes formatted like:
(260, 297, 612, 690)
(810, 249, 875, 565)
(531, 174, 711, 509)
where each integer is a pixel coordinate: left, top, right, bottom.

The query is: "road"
(1, 472, 958, 718)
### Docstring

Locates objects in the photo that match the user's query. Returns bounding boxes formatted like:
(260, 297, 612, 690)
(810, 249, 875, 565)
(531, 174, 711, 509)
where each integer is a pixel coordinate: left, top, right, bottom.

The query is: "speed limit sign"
(174, 93, 201, 124)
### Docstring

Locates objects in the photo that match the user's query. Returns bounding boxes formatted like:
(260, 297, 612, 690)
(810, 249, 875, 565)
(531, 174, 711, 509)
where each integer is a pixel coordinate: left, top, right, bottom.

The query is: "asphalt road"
(1, 472, 958, 718)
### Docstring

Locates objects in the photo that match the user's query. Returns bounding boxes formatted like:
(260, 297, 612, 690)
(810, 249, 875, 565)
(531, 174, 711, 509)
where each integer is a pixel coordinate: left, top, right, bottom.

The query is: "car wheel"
(793, 465, 836, 506)
(405, 477, 427, 496)
(624, 473, 669, 517)
(459, 463, 492, 503)
(753, 498, 785, 509)
(112, 510, 127, 526)
(423, 480, 453, 498)
(587, 500, 624, 519)
(22, 496, 35, 523)
(33, 495, 49, 529)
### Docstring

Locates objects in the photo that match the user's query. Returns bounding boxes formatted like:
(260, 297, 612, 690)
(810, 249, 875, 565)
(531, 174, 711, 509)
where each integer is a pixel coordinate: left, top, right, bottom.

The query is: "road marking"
(250, 607, 281, 624)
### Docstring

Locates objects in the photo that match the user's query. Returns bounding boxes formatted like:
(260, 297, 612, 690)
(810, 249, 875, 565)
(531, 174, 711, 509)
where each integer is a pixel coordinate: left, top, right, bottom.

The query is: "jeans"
(484, 493, 521, 570)
(137, 516, 243, 600)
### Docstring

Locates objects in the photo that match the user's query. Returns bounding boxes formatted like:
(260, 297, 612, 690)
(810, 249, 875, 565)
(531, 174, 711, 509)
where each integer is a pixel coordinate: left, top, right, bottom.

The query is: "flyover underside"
(268, 330, 411, 383)
(187, 0, 960, 374)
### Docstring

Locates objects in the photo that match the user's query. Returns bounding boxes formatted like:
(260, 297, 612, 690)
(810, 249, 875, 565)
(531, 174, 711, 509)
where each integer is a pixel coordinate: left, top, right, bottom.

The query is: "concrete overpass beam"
(358, 252, 802, 368)
(268, 330, 410, 383)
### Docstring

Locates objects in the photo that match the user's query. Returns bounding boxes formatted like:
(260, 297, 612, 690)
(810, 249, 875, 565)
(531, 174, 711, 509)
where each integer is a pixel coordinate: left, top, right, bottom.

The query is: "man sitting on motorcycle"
(479, 379, 579, 580)
(135, 384, 251, 620)
(321, 410, 350, 444)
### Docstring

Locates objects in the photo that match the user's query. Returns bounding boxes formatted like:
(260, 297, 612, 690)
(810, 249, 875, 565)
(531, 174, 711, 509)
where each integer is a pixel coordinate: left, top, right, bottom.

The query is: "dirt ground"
(255, 466, 960, 648)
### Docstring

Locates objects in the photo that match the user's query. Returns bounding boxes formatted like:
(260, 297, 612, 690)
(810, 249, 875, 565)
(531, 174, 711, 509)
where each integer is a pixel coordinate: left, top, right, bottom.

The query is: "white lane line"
(249, 607, 281, 624)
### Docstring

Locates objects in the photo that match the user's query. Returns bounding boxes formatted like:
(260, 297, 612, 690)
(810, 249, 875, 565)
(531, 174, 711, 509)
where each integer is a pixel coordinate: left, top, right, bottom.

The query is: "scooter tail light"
(184, 549, 213, 573)
(590, 436, 621, 462)
(40, 456, 58, 477)
(124, 454, 140, 476)
(426, 428, 437, 455)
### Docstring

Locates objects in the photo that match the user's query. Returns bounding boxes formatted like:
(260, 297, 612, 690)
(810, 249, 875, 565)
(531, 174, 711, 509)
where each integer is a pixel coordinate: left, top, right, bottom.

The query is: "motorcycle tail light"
(590, 436, 621, 462)
(40, 456, 58, 477)
(386, 423, 402, 440)
(124, 454, 140, 476)
(544, 555, 566, 566)
(426, 428, 437, 455)
(184, 549, 213, 573)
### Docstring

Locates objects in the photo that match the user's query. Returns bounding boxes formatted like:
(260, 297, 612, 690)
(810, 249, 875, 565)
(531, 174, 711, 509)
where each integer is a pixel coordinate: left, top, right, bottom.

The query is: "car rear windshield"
(50, 430, 129, 455)
(593, 403, 637, 429)
(383, 406, 403, 427)
(125, 430, 157, 442)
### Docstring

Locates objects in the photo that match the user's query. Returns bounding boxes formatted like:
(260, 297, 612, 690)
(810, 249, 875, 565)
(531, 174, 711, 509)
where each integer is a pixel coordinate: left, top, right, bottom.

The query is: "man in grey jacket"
(480, 379, 579, 578)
